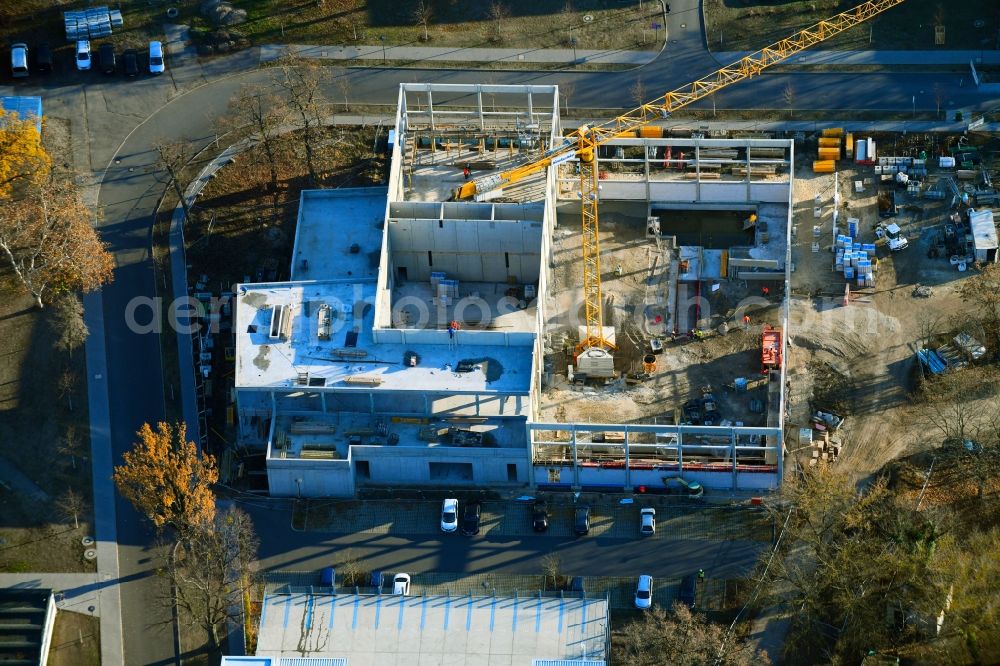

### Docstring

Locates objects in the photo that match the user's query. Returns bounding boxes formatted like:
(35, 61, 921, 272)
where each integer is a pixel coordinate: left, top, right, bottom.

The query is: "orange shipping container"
(813, 160, 835, 173)
(819, 137, 841, 148)
(818, 148, 841, 160)
(821, 128, 844, 138)
(846, 132, 854, 153)
(639, 126, 663, 138)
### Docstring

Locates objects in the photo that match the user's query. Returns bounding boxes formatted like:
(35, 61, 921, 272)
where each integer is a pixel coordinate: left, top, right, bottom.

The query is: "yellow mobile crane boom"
(452, 0, 905, 366)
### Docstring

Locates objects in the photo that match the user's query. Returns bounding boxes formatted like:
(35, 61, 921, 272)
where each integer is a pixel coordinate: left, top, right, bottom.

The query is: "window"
(504, 252, 510, 268)
(507, 464, 518, 482)
(356, 460, 370, 480)
(427, 251, 433, 267)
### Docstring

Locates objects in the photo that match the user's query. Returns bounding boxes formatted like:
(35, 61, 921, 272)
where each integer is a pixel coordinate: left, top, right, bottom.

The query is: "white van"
(11, 43, 28, 78)
(76, 40, 91, 71)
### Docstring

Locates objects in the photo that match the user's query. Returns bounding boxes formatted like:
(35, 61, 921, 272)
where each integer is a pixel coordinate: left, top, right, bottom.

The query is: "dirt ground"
(0, 115, 96, 573)
(541, 202, 784, 427)
(47, 610, 100, 666)
(784, 136, 997, 478)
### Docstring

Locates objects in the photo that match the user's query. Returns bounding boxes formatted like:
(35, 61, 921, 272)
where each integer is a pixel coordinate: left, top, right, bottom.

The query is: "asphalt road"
(245, 501, 763, 581)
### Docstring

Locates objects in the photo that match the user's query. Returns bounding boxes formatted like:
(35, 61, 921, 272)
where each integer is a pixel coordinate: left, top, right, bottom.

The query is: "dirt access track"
(784, 137, 998, 478)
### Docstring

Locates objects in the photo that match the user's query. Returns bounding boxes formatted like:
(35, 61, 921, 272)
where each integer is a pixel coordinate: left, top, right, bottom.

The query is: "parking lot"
(296, 498, 773, 543)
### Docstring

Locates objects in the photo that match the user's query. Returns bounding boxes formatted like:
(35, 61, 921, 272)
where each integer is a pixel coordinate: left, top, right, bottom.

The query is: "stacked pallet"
(809, 430, 844, 466)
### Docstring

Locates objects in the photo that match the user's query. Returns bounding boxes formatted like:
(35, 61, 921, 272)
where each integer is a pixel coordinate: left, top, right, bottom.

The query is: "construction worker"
(698, 569, 705, 582)
(743, 315, 751, 330)
(462, 165, 471, 180)
(761, 286, 770, 297)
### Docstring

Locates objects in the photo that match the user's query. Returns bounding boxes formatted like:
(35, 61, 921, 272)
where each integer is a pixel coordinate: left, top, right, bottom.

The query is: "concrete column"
(624, 429, 631, 490)
(526, 424, 536, 490)
(369, 393, 375, 415)
(677, 428, 684, 474)
(477, 87, 485, 129)
(428, 90, 434, 130)
(571, 427, 580, 488)
(694, 142, 701, 202)
(731, 430, 738, 491)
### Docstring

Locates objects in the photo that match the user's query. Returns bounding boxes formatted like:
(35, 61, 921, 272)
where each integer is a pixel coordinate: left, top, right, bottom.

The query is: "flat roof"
(971, 209, 997, 251)
(235, 281, 533, 392)
(291, 188, 387, 281)
(255, 592, 608, 666)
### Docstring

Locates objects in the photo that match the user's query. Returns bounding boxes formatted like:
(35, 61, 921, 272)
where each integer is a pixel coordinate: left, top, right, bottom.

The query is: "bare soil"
(785, 135, 998, 478)
(47, 610, 100, 666)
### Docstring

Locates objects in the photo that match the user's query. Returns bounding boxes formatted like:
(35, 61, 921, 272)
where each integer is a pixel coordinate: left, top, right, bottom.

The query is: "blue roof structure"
(1, 96, 43, 134)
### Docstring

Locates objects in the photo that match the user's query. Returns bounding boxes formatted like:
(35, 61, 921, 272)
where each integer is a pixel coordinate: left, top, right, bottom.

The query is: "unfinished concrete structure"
(233, 84, 791, 497)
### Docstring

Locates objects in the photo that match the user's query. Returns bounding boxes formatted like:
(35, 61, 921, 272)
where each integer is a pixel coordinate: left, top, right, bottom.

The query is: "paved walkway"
(82, 290, 124, 664)
(0, 573, 102, 617)
(260, 43, 661, 66)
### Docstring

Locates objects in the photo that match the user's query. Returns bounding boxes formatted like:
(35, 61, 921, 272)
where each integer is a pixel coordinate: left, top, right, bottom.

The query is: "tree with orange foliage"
(114, 422, 218, 536)
(0, 109, 50, 198)
(0, 174, 114, 308)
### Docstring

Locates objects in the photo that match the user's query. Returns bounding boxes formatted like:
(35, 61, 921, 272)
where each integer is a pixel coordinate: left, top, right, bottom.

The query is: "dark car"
(461, 501, 482, 536)
(574, 506, 591, 536)
(35, 43, 52, 74)
(569, 576, 585, 594)
(122, 48, 138, 77)
(98, 43, 115, 74)
(320, 566, 336, 588)
(369, 570, 384, 591)
(678, 574, 697, 608)
(531, 500, 549, 532)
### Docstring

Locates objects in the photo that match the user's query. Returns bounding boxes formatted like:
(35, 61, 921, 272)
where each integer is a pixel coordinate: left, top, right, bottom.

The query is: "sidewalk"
(260, 43, 660, 66)
(715, 49, 1000, 66)
(0, 573, 102, 617)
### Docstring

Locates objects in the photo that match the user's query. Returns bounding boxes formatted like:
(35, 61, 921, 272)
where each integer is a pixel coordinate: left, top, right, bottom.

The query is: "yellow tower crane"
(451, 0, 905, 369)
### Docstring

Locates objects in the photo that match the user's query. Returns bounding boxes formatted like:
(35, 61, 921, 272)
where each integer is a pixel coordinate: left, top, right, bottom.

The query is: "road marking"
(444, 597, 451, 630)
(489, 597, 497, 632)
(512, 597, 518, 632)
(328, 596, 336, 629)
(398, 597, 405, 630)
(558, 598, 565, 633)
(282, 595, 291, 628)
(535, 600, 542, 633)
(352, 596, 360, 629)
(374, 595, 381, 629)
(304, 593, 314, 630)
(420, 596, 428, 630)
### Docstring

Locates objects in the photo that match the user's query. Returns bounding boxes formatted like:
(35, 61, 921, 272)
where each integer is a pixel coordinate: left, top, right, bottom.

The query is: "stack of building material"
(809, 429, 843, 466)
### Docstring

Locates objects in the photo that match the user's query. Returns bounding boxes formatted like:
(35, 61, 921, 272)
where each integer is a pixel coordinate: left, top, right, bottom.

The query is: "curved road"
(85, 6, 994, 663)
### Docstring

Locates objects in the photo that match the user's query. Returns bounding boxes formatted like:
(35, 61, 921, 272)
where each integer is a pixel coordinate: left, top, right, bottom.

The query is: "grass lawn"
(47, 610, 101, 666)
(2, 0, 662, 57)
(704, 0, 999, 52)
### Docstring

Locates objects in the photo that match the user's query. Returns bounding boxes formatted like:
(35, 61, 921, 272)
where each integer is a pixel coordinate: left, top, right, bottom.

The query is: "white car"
(392, 573, 411, 596)
(148, 41, 165, 74)
(440, 498, 458, 533)
(634, 575, 653, 610)
(639, 507, 656, 536)
(75, 40, 91, 71)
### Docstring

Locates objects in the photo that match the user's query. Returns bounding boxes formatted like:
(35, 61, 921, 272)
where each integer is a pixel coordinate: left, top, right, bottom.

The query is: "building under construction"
(233, 83, 792, 497)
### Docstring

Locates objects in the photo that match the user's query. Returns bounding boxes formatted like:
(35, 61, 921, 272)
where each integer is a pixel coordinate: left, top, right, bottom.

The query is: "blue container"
(848, 220, 859, 238)
(844, 267, 855, 279)
(862, 243, 876, 256)
(852, 242, 862, 251)
(735, 377, 748, 392)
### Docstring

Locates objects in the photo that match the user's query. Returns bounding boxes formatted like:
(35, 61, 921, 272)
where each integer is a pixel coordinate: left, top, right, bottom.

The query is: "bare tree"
(50, 293, 89, 357)
(273, 54, 330, 185)
(58, 425, 87, 471)
(55, 488, 89, 529)
(412, 0, 433, 42)
(782, 82, 795, 119)
(560, 80, 576, 117)
(614, 604, 767, 666)
(338, 549, 366, 588)
(630, 77, 647, 108)
(224, 86, 288, 193)
(168, 507, 259, 650)
(336, 76, 352, 113)
(154, 140, 193, 223)
(57, 368, 77, 411)
(488, 2, 511, 42)
(541, 553, 563, 590)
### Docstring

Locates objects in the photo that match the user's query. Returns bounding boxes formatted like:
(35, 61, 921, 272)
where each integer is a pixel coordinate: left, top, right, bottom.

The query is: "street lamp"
(379, 35, 386, 64)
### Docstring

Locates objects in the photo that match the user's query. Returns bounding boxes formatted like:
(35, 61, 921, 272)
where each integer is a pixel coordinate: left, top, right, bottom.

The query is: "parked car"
(11, 43, 28, 78)
(531, 500, 549, 532)
(75, 40, 91, 71)
(574, 506, 591, 536)
(461, 501, 482, 536)
(678, 574, 697, 609)
(320, 566, 336, 588)
(392, 573, 411, 596)
(35, 43, 52, 74)
(634, 575, 653, 610)
(148, 40, 165, 74)
(639, 507, 656, 536)
(569, 576, 585, 594)
(369, 570, 384, 591)
(440, 498, 458, 533)
(122, 49, 139, 77)
(98, 43, 115, 74)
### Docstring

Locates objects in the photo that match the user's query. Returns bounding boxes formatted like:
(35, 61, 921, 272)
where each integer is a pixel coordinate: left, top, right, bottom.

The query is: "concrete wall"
(388, 217, 542, 283)
(354, 444, 529, 488)
(268, 455, 356, 497)
(533, 464, 779, 492)
(39, 592, 56, 666)
(595, 180, 789, 203)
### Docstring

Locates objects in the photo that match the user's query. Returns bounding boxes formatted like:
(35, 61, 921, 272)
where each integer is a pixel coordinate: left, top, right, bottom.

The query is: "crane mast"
(452, 0, 906, 371)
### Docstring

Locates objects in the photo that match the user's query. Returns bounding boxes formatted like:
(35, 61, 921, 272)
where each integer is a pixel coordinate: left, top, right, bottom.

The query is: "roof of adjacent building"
(0, 588, 53, 665)
(1, 96, 43, 133)
(253, 592, 607, 666)
(970, 209, 997, 251)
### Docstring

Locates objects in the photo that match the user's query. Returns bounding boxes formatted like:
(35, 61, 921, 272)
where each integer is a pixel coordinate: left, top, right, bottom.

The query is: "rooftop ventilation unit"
(269, 304, 291, 340)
